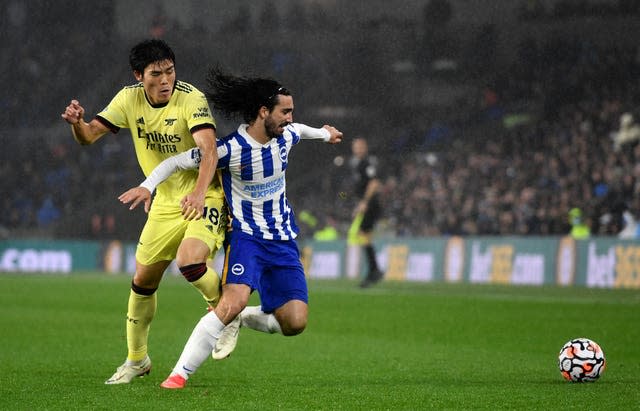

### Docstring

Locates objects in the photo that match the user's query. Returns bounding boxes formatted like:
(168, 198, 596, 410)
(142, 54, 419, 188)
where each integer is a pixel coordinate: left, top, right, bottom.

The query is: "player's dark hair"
(205, 66, 290, 123)
(129, 39, 176, 73)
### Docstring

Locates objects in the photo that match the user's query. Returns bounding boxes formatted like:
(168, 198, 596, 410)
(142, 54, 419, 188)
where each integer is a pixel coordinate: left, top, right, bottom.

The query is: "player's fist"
(323, 125, 343, 144)
(61, 99, 85, 124)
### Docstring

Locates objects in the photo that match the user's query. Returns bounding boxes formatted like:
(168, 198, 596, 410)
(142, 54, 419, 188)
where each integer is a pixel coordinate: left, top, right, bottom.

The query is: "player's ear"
(133, 70, 143, 82)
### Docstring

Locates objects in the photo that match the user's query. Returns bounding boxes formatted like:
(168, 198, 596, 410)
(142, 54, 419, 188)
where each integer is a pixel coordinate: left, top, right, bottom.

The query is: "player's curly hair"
(205, 66, 291, 123)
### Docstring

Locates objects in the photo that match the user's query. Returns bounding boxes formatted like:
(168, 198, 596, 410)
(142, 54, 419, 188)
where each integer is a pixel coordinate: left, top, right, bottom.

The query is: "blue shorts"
(222, 230, 308, 313)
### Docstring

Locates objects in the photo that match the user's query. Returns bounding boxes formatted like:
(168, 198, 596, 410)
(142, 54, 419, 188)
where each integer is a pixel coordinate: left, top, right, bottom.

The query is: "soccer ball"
(558, 338, 606, 382)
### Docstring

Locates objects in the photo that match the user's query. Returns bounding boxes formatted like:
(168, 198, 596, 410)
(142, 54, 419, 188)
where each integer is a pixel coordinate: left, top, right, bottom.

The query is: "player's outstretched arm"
(61, 99, 109, 145)
(119, 148, 201, 213)
(294, 123, 343, 144)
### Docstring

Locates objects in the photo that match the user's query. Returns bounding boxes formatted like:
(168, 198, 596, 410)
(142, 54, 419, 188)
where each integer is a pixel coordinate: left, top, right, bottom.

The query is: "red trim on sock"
(179, 263, 207, 282)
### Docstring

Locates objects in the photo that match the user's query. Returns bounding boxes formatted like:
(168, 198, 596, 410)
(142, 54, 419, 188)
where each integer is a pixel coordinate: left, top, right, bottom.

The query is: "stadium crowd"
(305, 35, 640, 239)
(380, 37, 640, 238)
(2, 1, 639, 241)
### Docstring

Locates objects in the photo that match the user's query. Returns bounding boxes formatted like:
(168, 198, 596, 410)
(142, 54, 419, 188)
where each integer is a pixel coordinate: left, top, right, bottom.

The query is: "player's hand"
(61, 99, 85, 125)
(180, 192, 205, 221)
(118, 187, 152, 213)
(323, 125, 343, 144)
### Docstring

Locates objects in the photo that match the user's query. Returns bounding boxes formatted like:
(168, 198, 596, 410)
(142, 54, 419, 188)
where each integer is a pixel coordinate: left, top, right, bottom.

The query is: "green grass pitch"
(0, 273, 638, 410)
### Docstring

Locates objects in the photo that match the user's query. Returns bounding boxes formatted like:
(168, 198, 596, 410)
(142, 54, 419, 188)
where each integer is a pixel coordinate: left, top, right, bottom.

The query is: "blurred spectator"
(612, 112, 640, 152)
(568, 208, 590, 239)
(618, 210, 640, 239)
(36, 196, 61, 228)
(313, 214, 340, 242)
(89, 213, 117, 239)
(149, 11, 168, 38)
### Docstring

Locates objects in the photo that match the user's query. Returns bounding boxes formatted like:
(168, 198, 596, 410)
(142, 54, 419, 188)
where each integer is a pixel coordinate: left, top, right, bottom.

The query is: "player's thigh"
(259, 240, 309, 314)
(136, 212, 188, 265)
(221, 230, 262, 290)
(178, 195, 227, 265)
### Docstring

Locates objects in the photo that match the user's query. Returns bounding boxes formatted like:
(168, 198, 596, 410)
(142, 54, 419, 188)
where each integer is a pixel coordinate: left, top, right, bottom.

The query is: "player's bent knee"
(281, 320, 306, 336)
(176, 238, 211, 267)
(134, 260, 170, 288)
(276, 303, 308, 336)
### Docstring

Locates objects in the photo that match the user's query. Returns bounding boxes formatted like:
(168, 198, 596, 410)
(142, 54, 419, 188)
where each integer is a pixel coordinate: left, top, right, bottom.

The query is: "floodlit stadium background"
(1, 0, 639, 287)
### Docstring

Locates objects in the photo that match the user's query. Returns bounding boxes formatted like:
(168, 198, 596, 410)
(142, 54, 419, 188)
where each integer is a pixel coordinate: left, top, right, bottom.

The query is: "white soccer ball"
(558, 337, 606, 382)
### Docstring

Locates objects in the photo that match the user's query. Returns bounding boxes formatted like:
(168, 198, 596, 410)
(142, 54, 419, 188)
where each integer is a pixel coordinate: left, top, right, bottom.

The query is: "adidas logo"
(205, 225, 214, 232)
(136, 117, 145, 125)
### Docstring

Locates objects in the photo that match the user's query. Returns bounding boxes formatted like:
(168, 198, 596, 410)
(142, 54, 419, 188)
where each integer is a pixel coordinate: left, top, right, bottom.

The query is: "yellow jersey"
(96, 80, 217, 206)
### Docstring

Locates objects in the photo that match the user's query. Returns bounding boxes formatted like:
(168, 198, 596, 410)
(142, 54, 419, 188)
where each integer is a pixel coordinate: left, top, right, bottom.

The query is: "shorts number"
(202, 206, 220, 225)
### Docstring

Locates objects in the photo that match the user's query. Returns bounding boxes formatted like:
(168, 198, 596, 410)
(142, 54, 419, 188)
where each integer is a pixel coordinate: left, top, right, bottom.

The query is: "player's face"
(265, 95, 294, 139)
(136, 59, 176, 105)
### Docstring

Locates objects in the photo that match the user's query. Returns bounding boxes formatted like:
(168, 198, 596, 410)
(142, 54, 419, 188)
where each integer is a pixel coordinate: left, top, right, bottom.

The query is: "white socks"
(171, 311, 225, 379)
(240, 306, 282, 334)
(170, 306, 282, 380)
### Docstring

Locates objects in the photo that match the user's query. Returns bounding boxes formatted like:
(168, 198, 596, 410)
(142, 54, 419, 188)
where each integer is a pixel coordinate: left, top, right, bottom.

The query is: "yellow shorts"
(136, 194, 227, 265)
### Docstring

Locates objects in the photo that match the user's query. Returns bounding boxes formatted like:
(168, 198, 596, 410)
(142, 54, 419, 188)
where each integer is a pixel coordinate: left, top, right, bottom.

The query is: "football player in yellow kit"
(61, 39, 226, 384)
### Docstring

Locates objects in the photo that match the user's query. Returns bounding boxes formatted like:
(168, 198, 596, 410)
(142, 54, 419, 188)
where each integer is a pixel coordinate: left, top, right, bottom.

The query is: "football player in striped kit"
(119, 67, 343, 388)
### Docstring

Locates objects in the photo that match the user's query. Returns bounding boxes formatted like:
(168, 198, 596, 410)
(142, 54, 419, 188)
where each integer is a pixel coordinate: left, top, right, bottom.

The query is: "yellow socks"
(180, 263, 221, 308)
(126, 285, 157, 362)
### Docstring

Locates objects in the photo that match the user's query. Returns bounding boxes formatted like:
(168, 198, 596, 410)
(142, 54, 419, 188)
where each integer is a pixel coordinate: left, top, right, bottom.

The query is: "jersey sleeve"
(216, 139, 230, 169)
(291, 123, 330, 141)
(184, 90, 216, 132)
(95, 87, 131, 132)
(139, 148, 201, 193)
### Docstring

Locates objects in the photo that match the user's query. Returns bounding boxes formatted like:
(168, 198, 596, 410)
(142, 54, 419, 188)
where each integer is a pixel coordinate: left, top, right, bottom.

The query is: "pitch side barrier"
(301, 236, 640, 289)
(1, 237, 639, 288)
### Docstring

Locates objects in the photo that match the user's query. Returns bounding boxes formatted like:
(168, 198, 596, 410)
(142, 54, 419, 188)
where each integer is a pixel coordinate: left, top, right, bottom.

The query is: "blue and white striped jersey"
(217, 123, 328, 240)
(139, 123, 330, 241)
